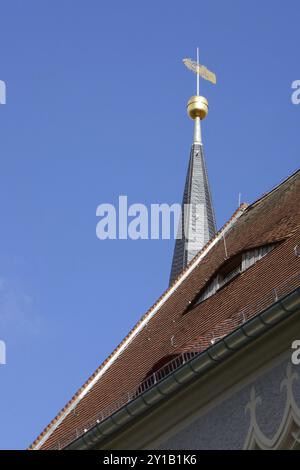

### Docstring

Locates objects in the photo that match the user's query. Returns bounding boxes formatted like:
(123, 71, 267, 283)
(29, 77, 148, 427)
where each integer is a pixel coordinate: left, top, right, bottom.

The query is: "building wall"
(158, 355, 300, 450)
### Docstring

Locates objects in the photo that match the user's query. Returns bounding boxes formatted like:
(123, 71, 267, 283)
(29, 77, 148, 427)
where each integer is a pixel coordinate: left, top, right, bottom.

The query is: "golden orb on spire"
(187, 95, 208, 120)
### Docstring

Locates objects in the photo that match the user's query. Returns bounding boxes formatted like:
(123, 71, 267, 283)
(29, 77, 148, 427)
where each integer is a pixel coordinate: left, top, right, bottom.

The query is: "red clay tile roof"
(31, 169, 300, 450)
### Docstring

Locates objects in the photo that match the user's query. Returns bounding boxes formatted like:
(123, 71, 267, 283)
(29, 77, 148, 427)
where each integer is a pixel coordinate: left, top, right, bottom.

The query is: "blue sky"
(0, 0, 299, 449)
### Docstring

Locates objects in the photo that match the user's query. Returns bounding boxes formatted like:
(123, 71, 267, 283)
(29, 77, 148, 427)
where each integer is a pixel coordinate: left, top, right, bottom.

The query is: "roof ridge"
(247, 168, 300, 210)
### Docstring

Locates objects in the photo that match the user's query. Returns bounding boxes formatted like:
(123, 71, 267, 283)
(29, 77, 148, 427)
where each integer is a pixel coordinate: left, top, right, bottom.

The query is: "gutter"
(66, 286, 300, 450)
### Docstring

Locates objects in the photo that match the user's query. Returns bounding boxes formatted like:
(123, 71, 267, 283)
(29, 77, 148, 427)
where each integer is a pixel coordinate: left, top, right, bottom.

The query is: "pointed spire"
(169, 51, 216, 285)
(169, 143, 216, 284)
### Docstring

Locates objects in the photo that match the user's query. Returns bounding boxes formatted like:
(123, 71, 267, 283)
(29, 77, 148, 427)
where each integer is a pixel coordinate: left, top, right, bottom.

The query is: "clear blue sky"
(0, 0, 298, 449)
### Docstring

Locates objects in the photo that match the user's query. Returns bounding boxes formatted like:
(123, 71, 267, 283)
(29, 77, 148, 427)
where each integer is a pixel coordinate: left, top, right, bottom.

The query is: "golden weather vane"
(182, 48, 217, 144)
(183, 48, 217, 96)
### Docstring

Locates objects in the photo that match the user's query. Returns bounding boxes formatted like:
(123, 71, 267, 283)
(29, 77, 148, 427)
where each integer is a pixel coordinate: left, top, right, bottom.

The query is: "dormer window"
(193, 243, 277, 307)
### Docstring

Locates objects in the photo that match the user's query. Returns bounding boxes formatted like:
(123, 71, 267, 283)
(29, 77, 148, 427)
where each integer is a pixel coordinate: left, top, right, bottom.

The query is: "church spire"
(169, 50, 217, 285)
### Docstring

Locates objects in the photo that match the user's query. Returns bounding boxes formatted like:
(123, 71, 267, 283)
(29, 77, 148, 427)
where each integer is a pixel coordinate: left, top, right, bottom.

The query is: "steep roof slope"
(31, 169, 300, 450)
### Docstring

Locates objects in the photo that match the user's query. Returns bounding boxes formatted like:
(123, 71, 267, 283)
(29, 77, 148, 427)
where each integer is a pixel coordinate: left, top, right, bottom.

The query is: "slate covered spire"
(169, 95, 216, 285)
(169, 140, 216, 284)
